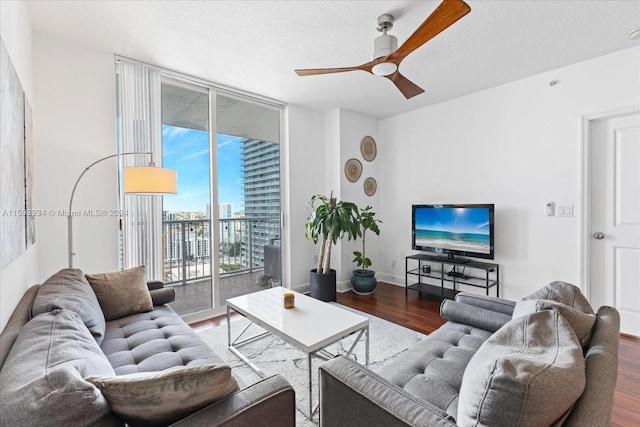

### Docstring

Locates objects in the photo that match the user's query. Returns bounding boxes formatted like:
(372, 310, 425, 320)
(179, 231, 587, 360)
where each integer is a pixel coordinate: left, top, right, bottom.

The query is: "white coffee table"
(226, 287, 369, 419)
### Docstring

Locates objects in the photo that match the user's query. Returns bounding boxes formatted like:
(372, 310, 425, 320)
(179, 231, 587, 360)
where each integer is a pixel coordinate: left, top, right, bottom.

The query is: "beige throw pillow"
(85, 266, 153, 321)
(86, 364, 240, 426)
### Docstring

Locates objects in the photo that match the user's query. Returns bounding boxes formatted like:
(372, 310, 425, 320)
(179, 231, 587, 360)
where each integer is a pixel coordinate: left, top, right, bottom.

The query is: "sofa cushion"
(522, 281, 594, 314)
(32, 268, 106, 344)
(101, 305, 225, 375)
(377, 321, 493, 418)
(86, 266, 153, 321)
(457, 310, 586, 427)
(513, 299, 596, 347)
(441, 299, 513, 333)
(0, 309, 118, 426)
(87, 364, 239, 426)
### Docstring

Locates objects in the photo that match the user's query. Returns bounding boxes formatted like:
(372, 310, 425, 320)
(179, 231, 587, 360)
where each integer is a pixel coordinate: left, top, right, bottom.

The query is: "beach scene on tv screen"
(415, 207, 491, 254)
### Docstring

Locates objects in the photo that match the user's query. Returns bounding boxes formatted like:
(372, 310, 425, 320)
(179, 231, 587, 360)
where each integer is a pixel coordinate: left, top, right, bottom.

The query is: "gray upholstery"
(0, 284, 39, 370)
(453, 292, 516, 316)
(521, 281, 594, 314)
(319, 286, 620, 427)
(0, 269, 295, 427)
(564, 306, 620, 427)
(320, 356, 457, 427)
(32, 268, 106, 344)
(0, 309, 119, 426)
(440, 299, 512, 333)
(101, 305, 225, 375)
(149, 286, 177, 306)
(457, 310, 586, 427)
(513, 299, 596, 347)
(377, 321, 492, 418)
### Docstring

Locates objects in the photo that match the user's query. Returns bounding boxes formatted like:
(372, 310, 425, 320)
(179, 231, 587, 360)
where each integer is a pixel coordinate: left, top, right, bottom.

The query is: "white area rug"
(197, 304, 427, 426)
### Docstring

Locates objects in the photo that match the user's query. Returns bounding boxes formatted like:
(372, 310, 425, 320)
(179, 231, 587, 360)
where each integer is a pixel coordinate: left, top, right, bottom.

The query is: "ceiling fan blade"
(388, 0, 471, 65)
(295, 65, 369, 76)
(385, 71, 425, 99)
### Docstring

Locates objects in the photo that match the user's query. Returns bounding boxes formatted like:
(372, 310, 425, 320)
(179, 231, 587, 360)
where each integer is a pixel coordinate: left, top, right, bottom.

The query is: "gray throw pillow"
(31, 268, 107, 344)
(85, 266, 153, 321)
(86, 364, 240, 426)
(522, 281, 594, 314)
(0, 309, 116, 426)
(513, 299, 596, 347)
(457, 310, 586, 427)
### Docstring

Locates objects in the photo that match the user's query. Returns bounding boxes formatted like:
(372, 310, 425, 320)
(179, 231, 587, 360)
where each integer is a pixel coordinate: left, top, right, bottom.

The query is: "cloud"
(182, 148, 210, 160)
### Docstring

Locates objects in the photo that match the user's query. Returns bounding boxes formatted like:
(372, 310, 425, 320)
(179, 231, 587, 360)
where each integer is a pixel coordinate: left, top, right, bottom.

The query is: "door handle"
(593, 232, 605, 240)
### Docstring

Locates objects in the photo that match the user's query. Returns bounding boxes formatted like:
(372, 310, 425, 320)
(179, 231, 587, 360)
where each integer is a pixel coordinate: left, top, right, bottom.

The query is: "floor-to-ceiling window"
(215, 94, 281, 308)
(153, 75, 282, 319)
(160, 80, 213, 316)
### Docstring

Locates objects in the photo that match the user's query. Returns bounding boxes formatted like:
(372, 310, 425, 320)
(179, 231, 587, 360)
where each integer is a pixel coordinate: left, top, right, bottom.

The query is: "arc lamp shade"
(123, 166, 177, 194)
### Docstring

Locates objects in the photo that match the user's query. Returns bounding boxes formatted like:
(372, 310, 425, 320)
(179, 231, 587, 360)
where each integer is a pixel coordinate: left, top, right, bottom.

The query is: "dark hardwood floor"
(194, 282, 640, 426)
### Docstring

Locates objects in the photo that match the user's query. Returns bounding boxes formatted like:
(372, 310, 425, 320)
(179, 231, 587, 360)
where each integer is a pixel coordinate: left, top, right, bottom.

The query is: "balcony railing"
(162, 216, 280, 286)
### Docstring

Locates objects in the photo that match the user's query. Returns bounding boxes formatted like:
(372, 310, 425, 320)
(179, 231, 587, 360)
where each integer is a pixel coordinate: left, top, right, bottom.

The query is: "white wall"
(285, 105, 326, 291)
(376, 47, 640, 300)
(336, 110, 379, 288)
(34, 36, 119, 279)
(0, 1, 38, 329)
(293, 109, 380, 291)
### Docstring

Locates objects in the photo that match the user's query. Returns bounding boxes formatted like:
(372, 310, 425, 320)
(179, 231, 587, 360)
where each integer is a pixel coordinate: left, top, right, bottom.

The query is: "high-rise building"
(219, 203, 234, 244)
(241, 139, 280, 269)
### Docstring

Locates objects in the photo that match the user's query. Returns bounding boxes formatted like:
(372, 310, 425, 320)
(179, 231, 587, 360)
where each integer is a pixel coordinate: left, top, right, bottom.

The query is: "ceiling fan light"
(372, 33, 398, 60)
(372, 62, 398, 76)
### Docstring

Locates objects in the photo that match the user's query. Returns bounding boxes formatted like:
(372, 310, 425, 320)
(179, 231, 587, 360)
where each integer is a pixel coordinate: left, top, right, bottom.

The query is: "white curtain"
(116, 60, 163, 280)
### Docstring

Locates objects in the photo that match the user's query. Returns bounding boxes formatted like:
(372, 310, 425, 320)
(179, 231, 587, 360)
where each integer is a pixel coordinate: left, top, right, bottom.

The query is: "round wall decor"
(344, 158, 363, 182)
(360, 136, 377, 162)
(364, 177, 377, 196)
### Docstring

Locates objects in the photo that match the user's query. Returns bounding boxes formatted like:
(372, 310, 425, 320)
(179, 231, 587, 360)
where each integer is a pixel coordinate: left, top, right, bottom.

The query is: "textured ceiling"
(27, 0, 640, 119)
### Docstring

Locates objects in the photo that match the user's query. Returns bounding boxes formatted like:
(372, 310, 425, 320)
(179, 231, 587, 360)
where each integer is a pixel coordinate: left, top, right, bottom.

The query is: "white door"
(588, 112, 640, 337)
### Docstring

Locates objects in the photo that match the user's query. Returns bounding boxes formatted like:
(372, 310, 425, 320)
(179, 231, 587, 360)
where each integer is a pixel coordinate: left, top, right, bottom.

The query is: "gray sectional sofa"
(319, 282, 620, 426)
(0, 268, 295, 426)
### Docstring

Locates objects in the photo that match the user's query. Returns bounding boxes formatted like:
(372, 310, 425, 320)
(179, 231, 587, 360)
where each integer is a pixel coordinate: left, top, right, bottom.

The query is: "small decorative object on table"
(283, 292, 295, 309)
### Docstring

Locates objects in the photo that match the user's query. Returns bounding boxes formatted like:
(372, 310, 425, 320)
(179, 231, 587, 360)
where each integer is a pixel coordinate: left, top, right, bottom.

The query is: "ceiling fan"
(295, 0, 471, 99)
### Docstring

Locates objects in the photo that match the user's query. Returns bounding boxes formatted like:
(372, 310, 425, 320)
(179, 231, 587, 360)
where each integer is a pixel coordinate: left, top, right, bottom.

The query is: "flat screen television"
(412, 204, 495, 262)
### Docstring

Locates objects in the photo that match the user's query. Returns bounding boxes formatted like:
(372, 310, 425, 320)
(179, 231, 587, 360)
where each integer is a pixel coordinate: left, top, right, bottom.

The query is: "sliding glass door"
(215, 94, 281, 305)
(160, 80, 213, 316)
(158, 78, 282, 319)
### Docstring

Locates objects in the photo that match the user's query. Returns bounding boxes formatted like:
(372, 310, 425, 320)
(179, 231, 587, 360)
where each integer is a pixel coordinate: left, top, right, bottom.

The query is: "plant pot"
(310, 268, 337, 302)
(351, 269, 377, 295)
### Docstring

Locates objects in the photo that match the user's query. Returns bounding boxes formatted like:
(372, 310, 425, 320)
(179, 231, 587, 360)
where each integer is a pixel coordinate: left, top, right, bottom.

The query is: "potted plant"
(351, 205, 382, 295)
(305, 193, 361, 301)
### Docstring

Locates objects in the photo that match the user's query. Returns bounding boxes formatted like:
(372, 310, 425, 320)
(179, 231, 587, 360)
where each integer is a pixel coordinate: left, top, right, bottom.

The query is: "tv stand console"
(405, 254, 499, 301)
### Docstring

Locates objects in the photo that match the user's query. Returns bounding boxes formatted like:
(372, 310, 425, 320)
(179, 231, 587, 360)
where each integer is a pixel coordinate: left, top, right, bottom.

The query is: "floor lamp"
(67, 151, 177, 268)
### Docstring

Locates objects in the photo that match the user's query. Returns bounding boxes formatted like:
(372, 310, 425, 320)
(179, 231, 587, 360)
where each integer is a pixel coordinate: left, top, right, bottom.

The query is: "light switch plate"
(557, 205, 574, 217)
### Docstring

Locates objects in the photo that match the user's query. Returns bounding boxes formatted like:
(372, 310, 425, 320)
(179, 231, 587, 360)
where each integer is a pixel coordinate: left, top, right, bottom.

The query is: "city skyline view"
(162, 124, 245, 213)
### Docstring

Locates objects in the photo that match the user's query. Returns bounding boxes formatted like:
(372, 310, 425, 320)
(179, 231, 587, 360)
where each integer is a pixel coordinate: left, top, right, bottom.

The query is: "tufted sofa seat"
(102, 306, 224, 375)
(376, 322, 492, 418)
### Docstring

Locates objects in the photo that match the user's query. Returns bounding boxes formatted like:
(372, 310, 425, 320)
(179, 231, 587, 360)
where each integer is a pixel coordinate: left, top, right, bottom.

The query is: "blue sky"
(162, 125, 244, 212)
(415, 207, 490, 235)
